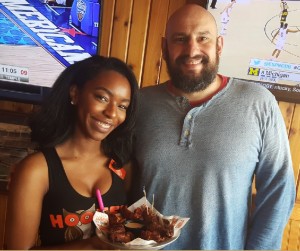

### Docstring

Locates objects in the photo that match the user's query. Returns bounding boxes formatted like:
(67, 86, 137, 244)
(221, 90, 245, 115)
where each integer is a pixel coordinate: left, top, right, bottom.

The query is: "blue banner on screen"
(0, 0, 100, 67)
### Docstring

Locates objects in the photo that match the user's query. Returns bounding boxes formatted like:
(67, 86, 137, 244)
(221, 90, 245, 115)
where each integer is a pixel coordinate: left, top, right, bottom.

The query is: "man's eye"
(174, 37, 186, 42)
(198, 36, 208, 42)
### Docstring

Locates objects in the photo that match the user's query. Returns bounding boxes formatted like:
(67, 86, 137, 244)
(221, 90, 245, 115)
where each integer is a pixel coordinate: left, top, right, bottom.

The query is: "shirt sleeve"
(245, 98, 296, 249)
(108, 159, 126, 180)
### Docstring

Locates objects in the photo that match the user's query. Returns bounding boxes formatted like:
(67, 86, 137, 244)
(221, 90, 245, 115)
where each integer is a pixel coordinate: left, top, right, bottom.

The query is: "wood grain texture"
(99, 0, 115, 57)
(126, 0, 151, 85)
(110, 0, 133, 61)
(141, 0, 170, 87)
(0, 193, 8, 249)
(287, 104, 300, 201)
(0, 101, 34, 114)
(279, 102, 295, 134)
(282, 203, 300, 250)
(280, 101, 300, 249)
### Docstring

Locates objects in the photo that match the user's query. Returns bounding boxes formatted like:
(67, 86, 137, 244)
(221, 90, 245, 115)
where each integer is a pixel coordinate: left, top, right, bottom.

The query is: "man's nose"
(186, 38, 199, 57)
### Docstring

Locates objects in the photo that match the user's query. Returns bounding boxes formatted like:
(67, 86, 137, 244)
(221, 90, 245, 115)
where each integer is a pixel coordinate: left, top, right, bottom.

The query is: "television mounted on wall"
(0, 0, 102, 104)
(206, 0, 300, 103)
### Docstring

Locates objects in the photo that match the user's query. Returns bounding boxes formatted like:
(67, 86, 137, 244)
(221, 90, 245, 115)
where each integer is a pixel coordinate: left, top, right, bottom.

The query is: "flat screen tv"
(206, 0, 300, 103)
(0, 0, 102, 103)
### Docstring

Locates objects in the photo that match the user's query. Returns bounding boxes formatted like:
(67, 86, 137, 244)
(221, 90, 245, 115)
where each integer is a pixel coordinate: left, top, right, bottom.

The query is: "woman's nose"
(104, 103, 117, 118)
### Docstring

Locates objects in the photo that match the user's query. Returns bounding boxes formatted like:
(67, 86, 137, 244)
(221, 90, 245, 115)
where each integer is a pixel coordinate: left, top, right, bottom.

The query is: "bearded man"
(129, 4, 295, 250)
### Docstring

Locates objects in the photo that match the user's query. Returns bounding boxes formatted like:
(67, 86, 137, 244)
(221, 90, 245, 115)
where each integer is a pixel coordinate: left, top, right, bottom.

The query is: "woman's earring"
(71, 100, 75, 105)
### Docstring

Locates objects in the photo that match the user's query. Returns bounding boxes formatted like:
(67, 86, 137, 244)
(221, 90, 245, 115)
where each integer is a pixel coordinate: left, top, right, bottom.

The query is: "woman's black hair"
(30, 55, 139, 168)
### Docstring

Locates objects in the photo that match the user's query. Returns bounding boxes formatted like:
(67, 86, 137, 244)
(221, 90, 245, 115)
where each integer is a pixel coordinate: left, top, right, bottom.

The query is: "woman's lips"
(97, 121, 112, 129)
(92, 118, 114, 133)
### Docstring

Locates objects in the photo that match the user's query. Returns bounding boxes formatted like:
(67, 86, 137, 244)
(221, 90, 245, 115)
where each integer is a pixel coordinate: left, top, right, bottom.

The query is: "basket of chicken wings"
(93, 197, 189, 249)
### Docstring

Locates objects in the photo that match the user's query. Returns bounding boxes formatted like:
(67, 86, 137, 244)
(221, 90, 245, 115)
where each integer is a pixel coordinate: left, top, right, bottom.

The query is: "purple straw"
(96, 188, 104, 212)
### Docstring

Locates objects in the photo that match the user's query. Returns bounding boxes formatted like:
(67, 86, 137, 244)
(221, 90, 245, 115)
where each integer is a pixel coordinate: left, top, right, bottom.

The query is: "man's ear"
(217, 35, 224, 56)
(69, 85, 78, 105)
(161, 37, 167, 60)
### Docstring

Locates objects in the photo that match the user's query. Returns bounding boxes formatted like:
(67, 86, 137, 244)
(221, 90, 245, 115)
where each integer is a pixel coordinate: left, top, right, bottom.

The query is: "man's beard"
(165, 51, 219, 93)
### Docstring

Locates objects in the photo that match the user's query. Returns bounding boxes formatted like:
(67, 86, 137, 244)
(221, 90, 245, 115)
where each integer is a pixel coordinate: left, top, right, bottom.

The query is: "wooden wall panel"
(281, 220, 291, 251)
(279, 102, 295, 134)
(127, 0, 151, 84)
(141, 0, 170, 87)
(288, 104, 300, 201)
(285, 220, 300, 250)
(99, 0, 188, 87)
(99, 0, 115, 57)
(0, 193, 7, 249)
(280, 101, 300, 249)
(282, 203, 300, 250)
(0, 101, 34, 114)
(109, 0, 133, 61)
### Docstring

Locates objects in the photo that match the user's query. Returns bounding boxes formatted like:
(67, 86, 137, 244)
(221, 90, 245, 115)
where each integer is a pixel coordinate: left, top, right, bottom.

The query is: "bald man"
(129, 4, 295, 250)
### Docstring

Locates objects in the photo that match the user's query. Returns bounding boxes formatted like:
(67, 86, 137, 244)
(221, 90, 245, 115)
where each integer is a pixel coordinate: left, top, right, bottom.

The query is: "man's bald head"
(162, 3, 223, 94)
(165, 4, 218, 39)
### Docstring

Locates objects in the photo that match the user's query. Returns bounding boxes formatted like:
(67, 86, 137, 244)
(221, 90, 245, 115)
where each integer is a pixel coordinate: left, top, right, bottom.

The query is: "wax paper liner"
(93, 196, 190, 246)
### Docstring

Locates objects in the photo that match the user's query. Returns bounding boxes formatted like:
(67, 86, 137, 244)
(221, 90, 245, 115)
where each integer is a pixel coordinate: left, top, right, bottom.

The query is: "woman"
(5, 55, 138, 249)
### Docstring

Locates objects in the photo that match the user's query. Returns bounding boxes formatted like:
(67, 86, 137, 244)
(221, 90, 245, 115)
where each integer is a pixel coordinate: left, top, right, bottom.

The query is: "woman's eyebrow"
(94, 86, 131, 102)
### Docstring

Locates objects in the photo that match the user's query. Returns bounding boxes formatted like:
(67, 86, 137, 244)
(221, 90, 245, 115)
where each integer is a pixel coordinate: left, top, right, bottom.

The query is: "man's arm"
(245, 99, 296, 249)
(287, 28, 300, 34)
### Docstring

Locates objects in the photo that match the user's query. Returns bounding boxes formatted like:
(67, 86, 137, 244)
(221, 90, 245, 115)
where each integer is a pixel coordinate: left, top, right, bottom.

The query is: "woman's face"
(71, 70, 131, 142)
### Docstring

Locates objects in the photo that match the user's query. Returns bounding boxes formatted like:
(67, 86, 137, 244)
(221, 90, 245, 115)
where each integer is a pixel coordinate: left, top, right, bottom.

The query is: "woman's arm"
(5, 152, 48, 249)
(5, 152, 114, 250)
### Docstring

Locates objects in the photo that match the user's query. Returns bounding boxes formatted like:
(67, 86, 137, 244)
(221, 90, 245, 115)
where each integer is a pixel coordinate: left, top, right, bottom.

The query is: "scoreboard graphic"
(0, 0, 100, 64)
(207, 0, 300, 101)
(209, 0, 300, 88)
(0, 0, 101, 88)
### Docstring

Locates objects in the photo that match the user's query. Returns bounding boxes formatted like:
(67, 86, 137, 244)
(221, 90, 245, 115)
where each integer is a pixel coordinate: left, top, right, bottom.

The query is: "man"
(130, 4, 295, 250)
(280, 0, 288, 26)
(220, 0, 236, 35)
(271, 22, 299, 59)
(210, 0, 217, 9)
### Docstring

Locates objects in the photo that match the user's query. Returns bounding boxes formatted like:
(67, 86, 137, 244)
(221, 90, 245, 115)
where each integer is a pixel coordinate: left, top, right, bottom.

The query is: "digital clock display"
(0, 64, 29, 84)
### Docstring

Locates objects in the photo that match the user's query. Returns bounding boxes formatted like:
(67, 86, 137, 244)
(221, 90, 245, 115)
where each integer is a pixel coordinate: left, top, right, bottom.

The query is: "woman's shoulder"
(17, 151, 47, 169)
(8, 151, 49, 195)
(13, 151, 48, 182)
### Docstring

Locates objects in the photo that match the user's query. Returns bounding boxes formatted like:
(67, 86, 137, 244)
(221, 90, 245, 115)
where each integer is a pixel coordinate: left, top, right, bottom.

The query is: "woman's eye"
(96, 95, 108, 102)
(118, 105, 128, 110)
